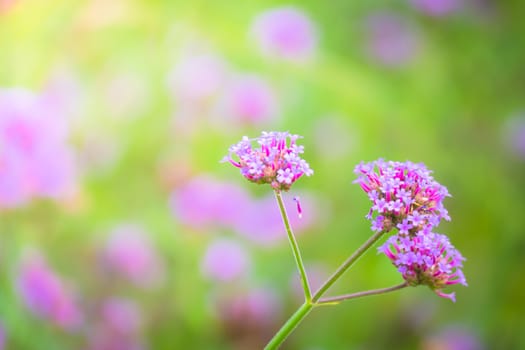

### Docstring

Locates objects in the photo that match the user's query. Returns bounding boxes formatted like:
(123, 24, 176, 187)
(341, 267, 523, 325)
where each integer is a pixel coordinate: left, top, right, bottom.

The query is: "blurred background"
(1, 0, 524, 349)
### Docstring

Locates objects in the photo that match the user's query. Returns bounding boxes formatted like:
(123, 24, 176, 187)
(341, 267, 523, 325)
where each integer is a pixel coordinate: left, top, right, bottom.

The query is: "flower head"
(201, 239, 251, 282)
(354, 159, 450, 234)
(379, 232, 467, 302)
(16, 253, 82, 329)
(411, 0, 463, 17)
(0, 88, 77, 208)
(103, 223, 165, 288)
(250, 6, 318, 62)
(364, 13, 419, 67)
(223, 131, 313, 191)
(217, 74, 279, 126)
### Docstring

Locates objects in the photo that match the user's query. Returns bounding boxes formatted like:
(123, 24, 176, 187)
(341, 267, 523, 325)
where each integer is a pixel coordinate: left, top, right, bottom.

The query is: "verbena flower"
(223, 131, 313, 191)
(103, 223, 165, 288)
(379, 232, 467, 302)
(354, 159, 450, 234)
(364, 13, 419, 67)
(88, 297, 143, 350)
(201, 239, 251, 282)
(217, 74, 279, 126)
(411, 0, 463, 17)
(16, 253, 82, 329)
(356, 159, 466, 301)
(0, 88, 77, 208)
(250, 6, 318, 62)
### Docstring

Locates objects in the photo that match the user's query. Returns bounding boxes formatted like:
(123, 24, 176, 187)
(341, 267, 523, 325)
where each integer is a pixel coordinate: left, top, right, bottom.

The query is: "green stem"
(274, 190, 312, 302)
(264, 302, 313, 350)
(264, 229, 390, 349)
(312, 229, 387, 302)
(317, 282, 408, 305)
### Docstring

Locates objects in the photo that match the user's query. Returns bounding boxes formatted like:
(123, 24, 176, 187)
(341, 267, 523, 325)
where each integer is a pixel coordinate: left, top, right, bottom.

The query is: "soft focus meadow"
(1, 0, 525, 349)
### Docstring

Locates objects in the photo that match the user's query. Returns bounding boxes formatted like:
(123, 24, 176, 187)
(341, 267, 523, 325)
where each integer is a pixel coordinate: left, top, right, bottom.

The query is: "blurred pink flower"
(170, 176, 320, 244)
(169, 175, 251, 231)
(201, 239, 251, 282)
(0, 88, 77, 208)
(502, 115, 525, 158)
(212, 287, 282, 348)
(16, 253, 82, 330)
(234, 192, 319, 246)
(215, 74, 280, 126)
(167, 53, 228, 102)
(228, 288, 281, 325)
(0, 151, 28, 207)
(0, 321, 5, 350)
(103, 224, 165, 288)
(411, 0, 463, 17)
(423, 326, 483, 350)
(86, 297, 144, 350)
(365, 13, 419, 67)
(251, 6, 318, 61)
(101, 298, 142, 336)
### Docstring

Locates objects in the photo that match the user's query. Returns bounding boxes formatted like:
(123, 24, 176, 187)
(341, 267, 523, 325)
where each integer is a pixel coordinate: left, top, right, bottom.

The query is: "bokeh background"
(1, 0, 525, 349)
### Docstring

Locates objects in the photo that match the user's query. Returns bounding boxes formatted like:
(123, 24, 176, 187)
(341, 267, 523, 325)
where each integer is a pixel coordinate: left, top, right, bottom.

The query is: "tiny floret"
(223, 131, 313, 191)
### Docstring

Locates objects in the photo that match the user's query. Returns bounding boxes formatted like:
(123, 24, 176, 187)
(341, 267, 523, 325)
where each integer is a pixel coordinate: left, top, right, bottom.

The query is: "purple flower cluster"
(16, 253, 82, 330)
(169, 175, 319, 244)
(379, 232, 467, 301)
(0, 88, 77, 208)
(250, 6, 318, 62)
(102, 223, 165, 289)
(354, 159, 466, 301)
(223, 131, 313, 191)
(354, 159, 450, 233)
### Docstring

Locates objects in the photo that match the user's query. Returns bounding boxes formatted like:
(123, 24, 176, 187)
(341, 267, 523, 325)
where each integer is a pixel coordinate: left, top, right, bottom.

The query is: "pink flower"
(223, 131, 313, 191)
(201, 239, 251, 282)
(214, 287, 282, 329)
(365, 13, 419, 67)
(0, 321, 5, 350)
(251, 7, 318, 61)
(216, 74, 279, 126)
(379, 232, 467, 302)
(169, 175, 251, 231)
(86, 298, 144, 350)
(411, 0, 464, 17)
(167, 53, 228, 102)
(502, 114, 525, 158)
(16, 253, 82, 330)
(103, 223, 165, 288)
(101, 298, 142, 336)
(234, 192, 319, 246)
(423, 326, 482, 350)
(0, 88, 77, 208)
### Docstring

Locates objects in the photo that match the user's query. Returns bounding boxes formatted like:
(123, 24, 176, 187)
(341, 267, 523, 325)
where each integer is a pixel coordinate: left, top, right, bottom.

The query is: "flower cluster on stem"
(379, 231, 467, 301)
(354, 159, 450, 233)
(354, 159, 466, 301)
(224, 134, 468, 349)
(223, 131, 313, 191)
